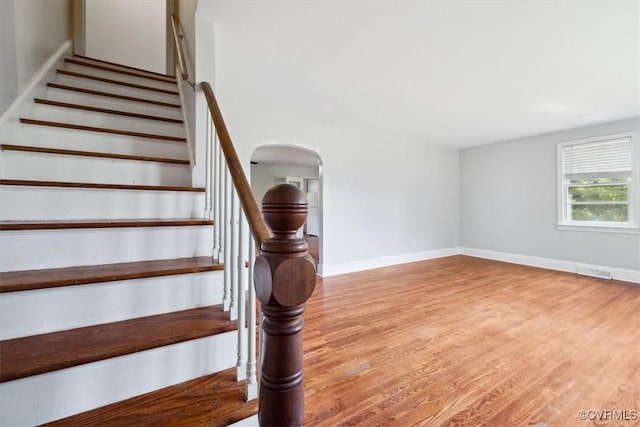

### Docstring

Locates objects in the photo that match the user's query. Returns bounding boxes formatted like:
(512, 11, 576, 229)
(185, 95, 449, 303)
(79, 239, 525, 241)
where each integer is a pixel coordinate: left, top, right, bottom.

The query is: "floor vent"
(577, 266, 612, 280)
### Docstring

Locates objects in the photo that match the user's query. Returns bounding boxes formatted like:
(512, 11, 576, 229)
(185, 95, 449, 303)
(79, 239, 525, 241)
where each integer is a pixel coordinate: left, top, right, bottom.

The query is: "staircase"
(0, 54, 256, 426)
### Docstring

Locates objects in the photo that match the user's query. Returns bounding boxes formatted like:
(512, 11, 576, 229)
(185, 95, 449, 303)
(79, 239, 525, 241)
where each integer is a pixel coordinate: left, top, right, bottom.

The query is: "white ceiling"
(203, 1, 639, 148)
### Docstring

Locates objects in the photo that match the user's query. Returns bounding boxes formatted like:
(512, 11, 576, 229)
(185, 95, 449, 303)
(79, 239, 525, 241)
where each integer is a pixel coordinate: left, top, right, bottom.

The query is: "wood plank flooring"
(33, 255, 639, 426)
(302, 255, 640, 426)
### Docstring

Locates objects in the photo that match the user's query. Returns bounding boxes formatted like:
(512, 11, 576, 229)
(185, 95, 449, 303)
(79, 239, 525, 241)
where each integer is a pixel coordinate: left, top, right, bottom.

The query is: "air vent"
(577, 265, 612, 280)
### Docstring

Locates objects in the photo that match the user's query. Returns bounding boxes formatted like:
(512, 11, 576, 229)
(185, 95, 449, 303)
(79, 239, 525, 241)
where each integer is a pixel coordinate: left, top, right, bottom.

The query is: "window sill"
(557, 224, 640, 235)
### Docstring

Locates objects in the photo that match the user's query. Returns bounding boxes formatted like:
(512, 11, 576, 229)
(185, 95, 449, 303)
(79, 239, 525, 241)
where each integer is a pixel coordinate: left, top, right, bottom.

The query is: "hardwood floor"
(36, 255, 639, 425)
(302, 255, 640, 426)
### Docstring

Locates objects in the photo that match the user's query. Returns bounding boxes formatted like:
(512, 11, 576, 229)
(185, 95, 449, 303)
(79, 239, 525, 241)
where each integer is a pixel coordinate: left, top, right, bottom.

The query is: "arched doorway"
(250, 145, 323, 270)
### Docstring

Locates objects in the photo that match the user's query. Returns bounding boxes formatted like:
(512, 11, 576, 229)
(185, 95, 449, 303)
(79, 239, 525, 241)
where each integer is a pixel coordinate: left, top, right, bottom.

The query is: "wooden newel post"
(254, 184, 317, 426)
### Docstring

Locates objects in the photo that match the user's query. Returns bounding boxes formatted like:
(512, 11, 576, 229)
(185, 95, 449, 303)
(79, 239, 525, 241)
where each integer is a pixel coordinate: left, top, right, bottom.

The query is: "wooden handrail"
(170, 14, 189, 81)
(201, 82, 273, 246)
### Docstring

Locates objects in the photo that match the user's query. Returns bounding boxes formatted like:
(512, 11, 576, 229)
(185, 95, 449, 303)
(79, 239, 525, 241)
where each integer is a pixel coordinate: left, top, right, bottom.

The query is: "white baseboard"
(318, 246, 639, 284)
(0, 39, 72, 127)
(460, 247, 640, 284)
(319, 247, 460, 277)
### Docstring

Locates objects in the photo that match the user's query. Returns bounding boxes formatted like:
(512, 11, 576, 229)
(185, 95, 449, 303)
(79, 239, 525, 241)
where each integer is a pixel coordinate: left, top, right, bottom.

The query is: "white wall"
(0, 0, 18, 115)
(250, 163, 319, 208)
(177, 0, 198, 177)
(219, 109, 460, 270)
(192, 11, 216, 187)
(0, 0, 70, 115)
(460, 117, 640, 271)
(85, 0, 166, 74)
(194, 1, 460, 274)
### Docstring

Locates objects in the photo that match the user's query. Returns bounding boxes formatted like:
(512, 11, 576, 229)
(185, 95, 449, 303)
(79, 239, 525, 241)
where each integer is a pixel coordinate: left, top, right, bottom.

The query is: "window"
(557, 132, 638, 230)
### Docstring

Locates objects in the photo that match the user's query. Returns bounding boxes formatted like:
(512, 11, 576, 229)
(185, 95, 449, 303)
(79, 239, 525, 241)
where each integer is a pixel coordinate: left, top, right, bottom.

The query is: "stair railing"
(202, 82, 317, 425)
(170, 14, 188, 80)
(171, 11, 316, 423)
(170, 14, 195, 90)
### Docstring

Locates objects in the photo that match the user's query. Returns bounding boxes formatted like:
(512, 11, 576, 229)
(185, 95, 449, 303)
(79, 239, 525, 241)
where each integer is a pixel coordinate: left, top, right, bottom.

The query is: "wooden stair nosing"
(0, 144, 189, 165)
(41, 368, 258, 427)
(0, 305, 236, 383)
(34, 99, 183, 123)
(65, 57, 177, 85)
(0, 257, 223, 293)
(57, 69, 180, 96)
(70, 55, 177, 82)
(47, 83, 181, 108)
(0, 218, 214, 231)
(19, 118, 187, 142)
(0, 179, 204, 192)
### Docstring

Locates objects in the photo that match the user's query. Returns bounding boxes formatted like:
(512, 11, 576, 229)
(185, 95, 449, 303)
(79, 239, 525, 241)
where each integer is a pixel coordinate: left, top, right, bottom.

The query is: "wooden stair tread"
(42, 368, 257, 427)
(0, 179, 204, 192)
(47, 83, 181, 108)
(0, 257, 223, 293)
(0, 218, 214, 231)
(34, 99, 183, 123)
(0, 305, 235, 383)
(70, 55, 177, 82)
(57, 69, 179, 95)
(65, 58, 176, 85)
(20, 118, 187, 142)
(0, 144, 189, 165)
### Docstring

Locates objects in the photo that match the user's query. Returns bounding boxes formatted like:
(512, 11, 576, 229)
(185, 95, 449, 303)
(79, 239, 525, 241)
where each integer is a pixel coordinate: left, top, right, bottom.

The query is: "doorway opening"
(250, 145, 323, 269)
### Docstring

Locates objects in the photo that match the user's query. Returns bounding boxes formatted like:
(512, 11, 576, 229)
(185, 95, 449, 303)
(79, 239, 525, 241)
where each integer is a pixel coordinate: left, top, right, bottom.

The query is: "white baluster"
(245, 234, 258, 400)
(212, 131, 220, 258)
(203, 113, 209, 217)
(222, 165, 232, 312)
(236, 213, 248, 381)
(229, 190, 239, 321)
(216, 143, 224, 261)
(204, 114, 212, 220)
(259, 312, 265, 389)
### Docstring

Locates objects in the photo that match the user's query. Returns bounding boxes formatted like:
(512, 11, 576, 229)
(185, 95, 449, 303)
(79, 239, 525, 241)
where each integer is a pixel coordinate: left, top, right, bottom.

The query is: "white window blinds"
(562, 137, 632, 178)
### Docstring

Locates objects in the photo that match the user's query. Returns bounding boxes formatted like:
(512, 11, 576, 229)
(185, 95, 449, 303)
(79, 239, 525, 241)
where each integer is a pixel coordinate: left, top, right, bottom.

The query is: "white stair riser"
(44, 86, 183, 119)
(28, 103, 186, 138)
(63, 62, 178, 91)
(66, 57, 176, 82)
(0, 330, 237, 426)
(0, 271, 223, 339)
(1, 120, 188, 159)
(0, 187, 205, 220)
(0, 226, 213, 271)
(1, 150, 191, 186)
(54, 74, 180, 105)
